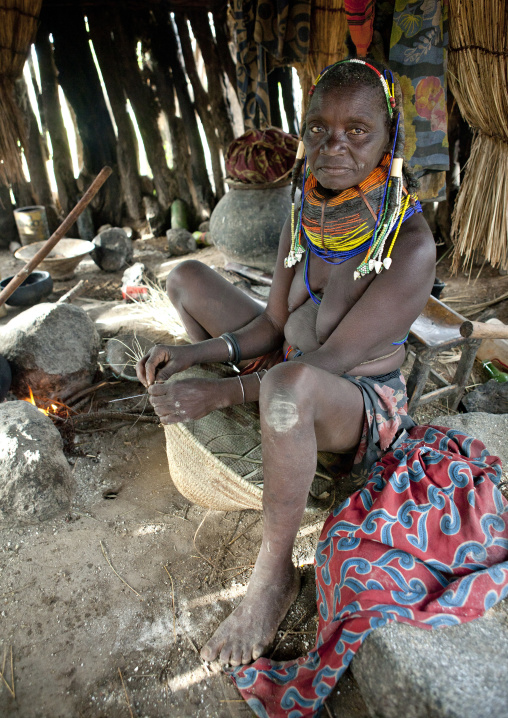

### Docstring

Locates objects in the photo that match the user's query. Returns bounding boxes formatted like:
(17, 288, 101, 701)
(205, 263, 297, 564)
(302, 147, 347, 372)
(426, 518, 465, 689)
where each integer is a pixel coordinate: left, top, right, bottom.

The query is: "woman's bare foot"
(200, 559, 301, 666)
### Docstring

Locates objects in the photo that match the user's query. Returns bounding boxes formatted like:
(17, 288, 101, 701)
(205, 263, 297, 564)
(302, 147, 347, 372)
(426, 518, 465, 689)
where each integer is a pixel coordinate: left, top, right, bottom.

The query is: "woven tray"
(163, 365, 334, 512)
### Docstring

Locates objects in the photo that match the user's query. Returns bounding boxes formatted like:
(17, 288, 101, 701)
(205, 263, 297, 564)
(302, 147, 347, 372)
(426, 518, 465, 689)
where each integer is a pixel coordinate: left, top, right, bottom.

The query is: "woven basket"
(163, 365, 334, 512)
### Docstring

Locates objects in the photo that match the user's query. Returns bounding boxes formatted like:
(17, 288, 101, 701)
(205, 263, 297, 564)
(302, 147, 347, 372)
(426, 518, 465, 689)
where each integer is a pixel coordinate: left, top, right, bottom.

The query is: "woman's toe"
(219, 643, 233, 665)
(229, 645, 243, 666)
(241, 647, 254, 664)
(251, 642, 265, 661)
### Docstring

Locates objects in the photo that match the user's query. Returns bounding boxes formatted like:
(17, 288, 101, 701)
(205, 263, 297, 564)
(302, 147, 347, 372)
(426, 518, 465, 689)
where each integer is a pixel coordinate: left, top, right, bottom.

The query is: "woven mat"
(163, 364, 335, 512)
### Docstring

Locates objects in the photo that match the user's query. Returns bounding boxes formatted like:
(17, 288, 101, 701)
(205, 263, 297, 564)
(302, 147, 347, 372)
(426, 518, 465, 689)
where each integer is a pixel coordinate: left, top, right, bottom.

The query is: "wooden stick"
(100, 541, 144, 600)
(118, 668, 135, 718)
(0, 166, 112, 307)
(163, 565, 177, 642)
(0, 646, 15, 698)
(57, 279, 87, 304)
(460, 320, 508, 339)
(459, 290, 508, 316)
(69, 411, 158, 424)
(66, 380, 120, 406)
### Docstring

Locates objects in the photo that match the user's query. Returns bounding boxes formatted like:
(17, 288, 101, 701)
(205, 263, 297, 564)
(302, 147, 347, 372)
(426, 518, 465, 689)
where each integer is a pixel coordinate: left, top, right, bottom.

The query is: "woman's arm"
(294, 214, 436, 375)
(137, 217, 295, 386)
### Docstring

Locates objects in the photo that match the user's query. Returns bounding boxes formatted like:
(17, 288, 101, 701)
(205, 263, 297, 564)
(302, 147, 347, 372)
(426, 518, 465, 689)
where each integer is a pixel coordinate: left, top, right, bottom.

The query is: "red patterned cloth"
(231, 424, 508, 717)
(225, 128, 299, 184)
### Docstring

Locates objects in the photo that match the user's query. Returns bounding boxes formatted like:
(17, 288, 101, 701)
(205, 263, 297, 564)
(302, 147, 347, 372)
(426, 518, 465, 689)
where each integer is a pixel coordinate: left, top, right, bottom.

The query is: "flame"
(24, 387, 65, 417)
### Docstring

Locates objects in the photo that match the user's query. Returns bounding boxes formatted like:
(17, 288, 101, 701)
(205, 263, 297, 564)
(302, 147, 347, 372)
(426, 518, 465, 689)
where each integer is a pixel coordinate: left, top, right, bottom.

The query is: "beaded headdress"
(285, 59, 418, 281)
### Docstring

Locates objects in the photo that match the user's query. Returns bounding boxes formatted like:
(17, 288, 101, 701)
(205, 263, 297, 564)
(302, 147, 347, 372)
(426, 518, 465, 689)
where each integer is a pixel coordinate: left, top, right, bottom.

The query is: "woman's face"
(303, 83, 391, 192)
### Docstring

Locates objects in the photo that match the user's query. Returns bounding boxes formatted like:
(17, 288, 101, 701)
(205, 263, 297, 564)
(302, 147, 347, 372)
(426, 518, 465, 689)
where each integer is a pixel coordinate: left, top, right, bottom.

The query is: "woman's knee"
(166, 260, 207, 304)
(259, 362, 316, 433)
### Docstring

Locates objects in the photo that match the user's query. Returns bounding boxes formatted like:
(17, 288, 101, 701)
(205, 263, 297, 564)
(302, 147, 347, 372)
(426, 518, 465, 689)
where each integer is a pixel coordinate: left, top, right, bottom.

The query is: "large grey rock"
(0, 302, 100, 397)
(91, 227, 133, 271)
(432, 412, 508, 467)
(352, 412, 508, 718)
(0, 401, 74, 523)
(353, 604, 508, 718)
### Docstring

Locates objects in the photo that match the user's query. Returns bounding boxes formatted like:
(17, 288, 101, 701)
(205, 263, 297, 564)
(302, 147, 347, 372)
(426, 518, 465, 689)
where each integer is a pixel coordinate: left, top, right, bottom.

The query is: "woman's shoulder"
(394, 209, 436, 271)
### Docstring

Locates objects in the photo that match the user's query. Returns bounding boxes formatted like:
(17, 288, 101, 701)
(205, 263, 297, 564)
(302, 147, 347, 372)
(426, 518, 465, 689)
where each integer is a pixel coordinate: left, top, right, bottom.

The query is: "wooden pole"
(0, 167, 112, 307)
(460, 320, 508, 339)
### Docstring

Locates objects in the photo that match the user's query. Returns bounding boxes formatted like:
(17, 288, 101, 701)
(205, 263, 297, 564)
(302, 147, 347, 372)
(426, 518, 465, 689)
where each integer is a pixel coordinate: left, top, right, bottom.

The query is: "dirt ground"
(0, 237, 507, 717)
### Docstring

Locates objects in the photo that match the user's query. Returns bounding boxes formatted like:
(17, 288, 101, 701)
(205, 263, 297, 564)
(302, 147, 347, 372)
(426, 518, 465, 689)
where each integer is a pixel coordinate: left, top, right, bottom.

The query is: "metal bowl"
(0, 270, 53, 307)
(14, 239, 95, 280)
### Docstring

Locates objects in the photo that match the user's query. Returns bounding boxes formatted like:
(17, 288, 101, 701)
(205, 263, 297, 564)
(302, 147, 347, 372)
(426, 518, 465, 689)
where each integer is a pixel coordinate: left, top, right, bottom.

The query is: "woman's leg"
(200, 361, 365, 665)
(166, 260, 265, 342)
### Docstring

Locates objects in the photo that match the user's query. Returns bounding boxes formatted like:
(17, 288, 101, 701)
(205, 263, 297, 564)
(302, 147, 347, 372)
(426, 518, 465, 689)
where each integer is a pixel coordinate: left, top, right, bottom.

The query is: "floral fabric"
(388, 0, 449, 200)
(232, 424, 508, 717)
(321, 370, 416, 485)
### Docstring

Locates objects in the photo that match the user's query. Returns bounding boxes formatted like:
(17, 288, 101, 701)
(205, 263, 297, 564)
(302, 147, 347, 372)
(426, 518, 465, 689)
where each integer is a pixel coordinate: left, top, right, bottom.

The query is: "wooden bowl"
(14, 239, 95, 280)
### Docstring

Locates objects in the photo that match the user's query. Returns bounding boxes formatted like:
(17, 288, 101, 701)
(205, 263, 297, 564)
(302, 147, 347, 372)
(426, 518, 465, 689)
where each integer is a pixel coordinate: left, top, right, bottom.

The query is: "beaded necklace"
(285, 59, 422, 289)
(301, 169, 421, 305)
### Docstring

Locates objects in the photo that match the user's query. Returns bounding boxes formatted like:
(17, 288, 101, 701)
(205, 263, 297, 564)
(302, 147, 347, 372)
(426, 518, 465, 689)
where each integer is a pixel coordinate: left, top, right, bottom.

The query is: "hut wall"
(45, 7, 122, 226)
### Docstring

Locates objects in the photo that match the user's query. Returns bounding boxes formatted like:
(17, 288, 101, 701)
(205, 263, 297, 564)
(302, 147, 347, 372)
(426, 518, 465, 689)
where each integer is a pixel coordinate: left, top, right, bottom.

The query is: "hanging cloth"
(344, 0, 376, 57)
(233, 0, 311, 128)
(388, 0, 449, 201)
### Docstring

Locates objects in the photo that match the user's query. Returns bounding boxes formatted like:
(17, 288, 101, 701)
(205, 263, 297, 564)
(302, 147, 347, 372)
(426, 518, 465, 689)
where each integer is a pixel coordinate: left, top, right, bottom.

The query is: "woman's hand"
(148, 377, 226, 424)
(136, 344, 196, 387)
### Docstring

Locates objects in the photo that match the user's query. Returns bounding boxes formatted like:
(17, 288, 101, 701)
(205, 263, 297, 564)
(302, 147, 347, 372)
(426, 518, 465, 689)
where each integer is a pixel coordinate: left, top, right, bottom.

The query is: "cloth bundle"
(225, 128, 299, 185)
(232, 424, 508, 717)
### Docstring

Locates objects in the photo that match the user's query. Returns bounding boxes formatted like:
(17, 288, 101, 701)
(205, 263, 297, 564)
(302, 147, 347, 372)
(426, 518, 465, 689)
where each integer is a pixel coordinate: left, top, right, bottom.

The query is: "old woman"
(136, 59, 435, 668)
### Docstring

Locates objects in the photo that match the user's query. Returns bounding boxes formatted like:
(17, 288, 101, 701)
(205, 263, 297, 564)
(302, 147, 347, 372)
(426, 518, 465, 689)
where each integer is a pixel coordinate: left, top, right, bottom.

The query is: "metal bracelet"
(228, 332, 242, 363)
(219, 334, 235, 362)
(237, 375, 246, 404)
(221, 332, 241, 364)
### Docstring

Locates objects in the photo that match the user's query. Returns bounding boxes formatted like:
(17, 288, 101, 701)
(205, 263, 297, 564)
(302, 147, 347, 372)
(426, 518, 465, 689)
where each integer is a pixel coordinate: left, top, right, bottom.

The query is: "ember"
(23, 387, 70, 418)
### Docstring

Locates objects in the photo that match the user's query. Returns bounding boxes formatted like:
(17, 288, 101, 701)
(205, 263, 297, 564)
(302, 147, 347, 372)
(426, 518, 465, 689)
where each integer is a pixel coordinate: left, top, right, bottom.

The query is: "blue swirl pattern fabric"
(232, 425, 508, 717)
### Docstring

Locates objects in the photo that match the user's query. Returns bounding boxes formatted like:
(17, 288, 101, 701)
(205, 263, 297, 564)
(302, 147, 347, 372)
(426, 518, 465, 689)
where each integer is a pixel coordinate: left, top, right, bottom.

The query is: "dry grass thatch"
(448, 0, 508, 272)
(0, 0, 43, 185)
(295, 0, 348, 108)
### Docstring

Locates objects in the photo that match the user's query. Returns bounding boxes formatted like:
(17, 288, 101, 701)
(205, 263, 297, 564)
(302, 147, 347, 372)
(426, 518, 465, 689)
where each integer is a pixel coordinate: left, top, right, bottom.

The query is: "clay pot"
(210, 184, 292, 272)
(0, 271, 53, 307)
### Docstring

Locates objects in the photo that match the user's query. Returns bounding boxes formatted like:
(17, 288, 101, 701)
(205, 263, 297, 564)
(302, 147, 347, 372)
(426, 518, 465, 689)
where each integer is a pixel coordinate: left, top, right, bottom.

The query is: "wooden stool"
(406, 295, 481, 414)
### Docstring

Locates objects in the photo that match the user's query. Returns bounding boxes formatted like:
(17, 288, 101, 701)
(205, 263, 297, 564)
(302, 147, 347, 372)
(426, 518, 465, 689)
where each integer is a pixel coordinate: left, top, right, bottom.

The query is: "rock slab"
(0, 400, 74, 523)
(432, 412, 508, 468)
(352, 412, 508, 718)
(353, 607, 508, 718)
(0, 302, 101, 397)
(462, 380, 508, 414)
